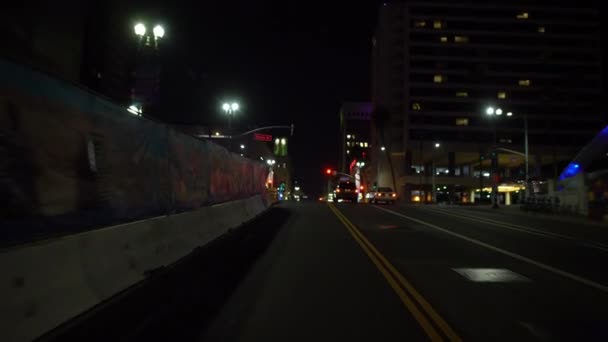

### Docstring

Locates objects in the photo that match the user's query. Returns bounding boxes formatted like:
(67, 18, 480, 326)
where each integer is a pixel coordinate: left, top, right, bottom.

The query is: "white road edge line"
(374, 205, 608, 293)
(415, 206, 608, 253)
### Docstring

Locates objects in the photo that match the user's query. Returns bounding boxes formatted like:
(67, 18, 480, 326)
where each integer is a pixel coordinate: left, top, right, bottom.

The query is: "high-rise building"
(372, 0, 604, 204)
(339, 102, 373, 174)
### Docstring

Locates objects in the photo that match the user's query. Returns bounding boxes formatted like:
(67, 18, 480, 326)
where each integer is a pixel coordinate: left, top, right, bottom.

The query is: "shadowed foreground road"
(50, 201, 608, 341)
(202, 202, 608, 341)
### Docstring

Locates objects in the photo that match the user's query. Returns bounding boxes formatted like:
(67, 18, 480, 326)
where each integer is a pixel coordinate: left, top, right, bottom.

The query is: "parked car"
(335, 181, 358, 203)
(369, 187, 397, 204)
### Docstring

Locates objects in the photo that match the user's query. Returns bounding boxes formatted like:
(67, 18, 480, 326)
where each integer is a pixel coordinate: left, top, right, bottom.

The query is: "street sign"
(254, 133, 273, 142)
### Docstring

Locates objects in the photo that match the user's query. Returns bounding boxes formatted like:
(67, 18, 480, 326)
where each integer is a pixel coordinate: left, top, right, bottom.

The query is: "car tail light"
(391, 193, 397, 197)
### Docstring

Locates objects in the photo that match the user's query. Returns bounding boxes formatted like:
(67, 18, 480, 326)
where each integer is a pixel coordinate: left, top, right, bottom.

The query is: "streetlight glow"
(281, 138, 286, 145)
(275, 138, 280, 145)
(435, 142, 441, 148)
(134, 23, 146, 36)
(507, 112, 513, 117)
(231, 102, 239, 111)
(486, 106, 495, 115)
(153, 25, 165, 38)
(496, 108, 503, 115)
(240, 144, 245, 149)
(222, 103, 230, 111)
(381, 146, 386, 151)
(215, 132, 220, 136)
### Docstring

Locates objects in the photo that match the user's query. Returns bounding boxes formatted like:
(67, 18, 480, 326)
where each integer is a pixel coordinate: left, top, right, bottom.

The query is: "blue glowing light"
(559, 162, 582, 181)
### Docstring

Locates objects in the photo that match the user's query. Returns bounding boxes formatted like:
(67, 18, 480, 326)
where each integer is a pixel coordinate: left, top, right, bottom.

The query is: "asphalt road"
(49, 201, 608, 341)
(201, 201, 608, 342)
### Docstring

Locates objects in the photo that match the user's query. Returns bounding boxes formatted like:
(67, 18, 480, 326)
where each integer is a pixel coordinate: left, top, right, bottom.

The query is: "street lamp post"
(485, 106, 530, 207)
(432, 142, 441, 203)
(222, 102, 239, 150)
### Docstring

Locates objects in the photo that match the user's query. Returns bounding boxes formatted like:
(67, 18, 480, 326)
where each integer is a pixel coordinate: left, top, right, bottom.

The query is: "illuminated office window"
(433, 75, 444, 83)
(538, 26, 545, 33)
(454, 36, 469, 43)
(497, 91, 507, 99)
(440, 36, 448, 43)
(516, 12, 529, 19)
(414, 20, 426, 28)
(433, 20, 443, 29)
(519, 79, 531, 86)
(412, 103, 422, 111)
(455, 118, 469, 126)
(456, 91, 468, 97)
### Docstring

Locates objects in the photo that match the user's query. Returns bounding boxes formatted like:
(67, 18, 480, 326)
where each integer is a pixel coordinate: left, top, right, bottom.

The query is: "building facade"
(340, 102, 378, 196)
(372, 0, 604, 203)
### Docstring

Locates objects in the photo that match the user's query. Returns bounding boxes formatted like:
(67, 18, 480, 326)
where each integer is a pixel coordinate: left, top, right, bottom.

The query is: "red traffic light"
(325, 168, 332, 175)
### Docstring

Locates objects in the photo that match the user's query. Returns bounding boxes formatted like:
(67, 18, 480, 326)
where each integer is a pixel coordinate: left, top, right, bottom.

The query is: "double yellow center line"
(328, 203, 461, 342)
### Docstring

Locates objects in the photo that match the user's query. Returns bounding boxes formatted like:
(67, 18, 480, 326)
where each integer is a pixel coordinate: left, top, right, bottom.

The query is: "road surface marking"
(328, 203, 462, 342)
(375, 205, 608, 293)
(415, 206, 608, 252)
(452, 268, 530, 283)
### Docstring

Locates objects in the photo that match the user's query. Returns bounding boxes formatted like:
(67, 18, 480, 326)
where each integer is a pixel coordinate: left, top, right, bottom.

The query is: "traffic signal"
(325, 168, 332, 175)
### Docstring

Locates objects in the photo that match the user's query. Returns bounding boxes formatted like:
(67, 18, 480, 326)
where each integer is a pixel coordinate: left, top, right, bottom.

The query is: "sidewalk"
(456, 204, 608, 228)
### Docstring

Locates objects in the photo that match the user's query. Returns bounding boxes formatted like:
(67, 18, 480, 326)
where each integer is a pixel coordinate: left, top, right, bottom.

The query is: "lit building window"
(352, 134, 356, 139)
(516, 12, 529, 19)
(346, 142, 351, 147)
(454, 36, 469, 43)
(412, 102, 421, 111)
(364, 142, 369, 148)
(440, 36, 448, 43)
(346, 134, 351, 139)
(414, 20, 426, 28)
(433, 74, 444, 83)
(456, 91, 468, 97)
(433, 20, 443, 29)
(456, 118, 469, 126)
(519, 79, 531, 86)
(347, 150, 350, 154)
(538, 26, 545, 33)
(497, 91, 507, 99)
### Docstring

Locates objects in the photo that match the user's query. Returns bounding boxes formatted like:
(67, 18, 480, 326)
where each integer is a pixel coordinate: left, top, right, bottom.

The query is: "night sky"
(132, 0, 381, 196)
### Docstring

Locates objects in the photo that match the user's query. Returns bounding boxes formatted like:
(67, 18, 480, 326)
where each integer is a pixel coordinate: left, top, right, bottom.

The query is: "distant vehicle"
(335, 181, 358, 203)
(369, 187, 397, 204)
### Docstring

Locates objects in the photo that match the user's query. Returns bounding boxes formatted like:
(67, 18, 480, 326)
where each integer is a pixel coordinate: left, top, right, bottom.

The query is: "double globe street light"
(485, 106, 529, 207)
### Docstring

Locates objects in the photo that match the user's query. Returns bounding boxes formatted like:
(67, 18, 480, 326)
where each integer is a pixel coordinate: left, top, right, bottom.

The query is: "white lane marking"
(413, 206, 608, 253)
(374, 205, 608, 293)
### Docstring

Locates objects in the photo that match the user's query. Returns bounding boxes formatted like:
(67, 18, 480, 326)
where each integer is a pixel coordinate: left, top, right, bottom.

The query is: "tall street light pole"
(222, 102, 239, 150)
(524, 114, 529, 197)
(432, 142, 441, 203)
(485, 106, 500, 208)
(485, 107, 530, 207)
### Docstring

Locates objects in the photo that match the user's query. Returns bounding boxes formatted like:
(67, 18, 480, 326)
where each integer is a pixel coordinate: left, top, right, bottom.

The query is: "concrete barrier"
(0, 195, 270, 342)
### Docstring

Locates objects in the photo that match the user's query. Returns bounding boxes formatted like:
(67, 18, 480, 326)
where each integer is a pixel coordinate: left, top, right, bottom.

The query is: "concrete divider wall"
(0, 195, 270, 342)
(0, 58, 268, 244)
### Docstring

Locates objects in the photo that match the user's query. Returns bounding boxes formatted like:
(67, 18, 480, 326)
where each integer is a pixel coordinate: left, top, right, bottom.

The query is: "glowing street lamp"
(153, 25, 165, 39)
(134, 23, 146, 36)
(486, 106, 495, 115)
